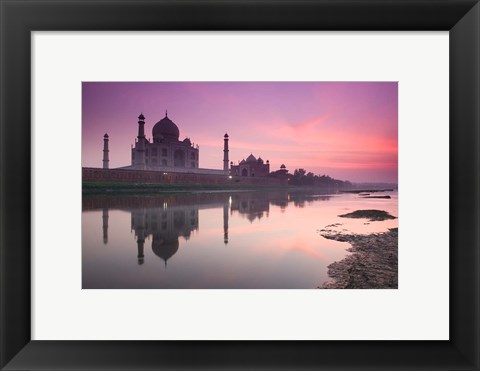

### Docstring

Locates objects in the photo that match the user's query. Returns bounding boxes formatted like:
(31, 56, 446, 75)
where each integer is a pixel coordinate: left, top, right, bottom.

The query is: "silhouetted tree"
(280, 168, 352, 189)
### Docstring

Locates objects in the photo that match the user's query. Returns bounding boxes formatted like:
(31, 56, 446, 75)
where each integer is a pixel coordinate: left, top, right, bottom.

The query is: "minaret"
(135, 113, 146, 169)
(102, 133, 109, 169)
(223, 133, 229, 174)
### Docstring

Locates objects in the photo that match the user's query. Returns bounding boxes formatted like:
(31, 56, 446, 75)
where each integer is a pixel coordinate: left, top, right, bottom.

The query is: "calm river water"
(82, 190, 398, 289)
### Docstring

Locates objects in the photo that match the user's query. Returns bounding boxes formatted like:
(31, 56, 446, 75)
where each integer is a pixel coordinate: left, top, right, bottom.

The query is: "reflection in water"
(223, 202, 228, 245)
(231, 193, 270, 222)
(83, 191, 397, 289)
(94, 192, 282, 266)
(102, 208, 108, 244)
(131, 205, 199, 266)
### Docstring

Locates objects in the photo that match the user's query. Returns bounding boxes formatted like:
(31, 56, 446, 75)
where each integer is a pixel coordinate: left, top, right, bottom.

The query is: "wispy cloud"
(82, 82, 398, 182)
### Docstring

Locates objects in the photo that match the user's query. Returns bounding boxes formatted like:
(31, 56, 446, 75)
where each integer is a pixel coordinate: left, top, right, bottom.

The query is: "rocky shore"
(320, 228, 398, 289)
(338, 209, 396, 221)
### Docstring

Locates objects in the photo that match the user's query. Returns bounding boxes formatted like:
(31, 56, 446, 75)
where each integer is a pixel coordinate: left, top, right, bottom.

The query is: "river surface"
(82, 190, 398, 289)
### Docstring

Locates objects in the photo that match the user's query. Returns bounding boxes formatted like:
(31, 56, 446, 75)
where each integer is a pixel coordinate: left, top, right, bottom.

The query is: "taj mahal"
(101, 111, 288, 178)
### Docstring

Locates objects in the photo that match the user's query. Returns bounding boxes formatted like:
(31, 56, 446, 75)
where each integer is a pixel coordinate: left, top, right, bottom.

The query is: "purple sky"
(82, 82, 398, 183)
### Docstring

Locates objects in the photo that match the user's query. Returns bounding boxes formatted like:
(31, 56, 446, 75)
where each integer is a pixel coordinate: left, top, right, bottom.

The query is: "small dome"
(246, 154, 257, 162)
(152, 114, 179, 141)
(280, 164, 286, 169)
(257, 157, 263, 163)
(138, 113, 145, 120)
(183, 137, 192, 145)
(104, 133, 109, 138)
(224, 133, 229, 138)
(240, 159, 246, 164)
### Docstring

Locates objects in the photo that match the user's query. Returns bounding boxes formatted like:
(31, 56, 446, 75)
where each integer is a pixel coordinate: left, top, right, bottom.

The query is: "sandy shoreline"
(320, 228, 398, 289)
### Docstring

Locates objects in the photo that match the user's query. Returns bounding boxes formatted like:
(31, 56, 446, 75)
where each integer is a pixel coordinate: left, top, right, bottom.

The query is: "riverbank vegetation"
(275, 168, 352, 188)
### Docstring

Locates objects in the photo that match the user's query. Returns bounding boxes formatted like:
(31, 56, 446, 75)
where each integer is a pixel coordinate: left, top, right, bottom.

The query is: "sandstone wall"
(82, 167, 287, 186)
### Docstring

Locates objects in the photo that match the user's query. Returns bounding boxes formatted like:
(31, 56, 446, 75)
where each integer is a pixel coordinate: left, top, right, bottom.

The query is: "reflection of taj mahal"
(93, 192, 333, 270)
(131, 205, 200, 266)
(98, 193, 281, 267)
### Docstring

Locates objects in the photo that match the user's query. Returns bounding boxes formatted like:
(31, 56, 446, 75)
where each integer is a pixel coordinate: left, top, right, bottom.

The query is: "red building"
(230, 154, 270, 177)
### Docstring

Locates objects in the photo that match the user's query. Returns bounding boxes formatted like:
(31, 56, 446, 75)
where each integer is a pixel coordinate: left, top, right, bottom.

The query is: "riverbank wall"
(82, 167, 288, 187)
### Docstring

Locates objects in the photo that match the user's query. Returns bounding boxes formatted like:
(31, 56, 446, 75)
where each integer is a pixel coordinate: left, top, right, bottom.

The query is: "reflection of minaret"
(223, 133, 229, 174)
(136, 210, 146, 265)
(137, 237, 145, 265)
(102, 133, 109, 169)
(223, 202, 229, 245)
(102, 208, 109, 244)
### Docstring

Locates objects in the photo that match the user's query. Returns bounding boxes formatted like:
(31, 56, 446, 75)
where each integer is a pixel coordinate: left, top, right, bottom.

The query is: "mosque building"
(101, 111, 287, 178)
(230, 154, 270, 177)
(129, 111, 200, 171)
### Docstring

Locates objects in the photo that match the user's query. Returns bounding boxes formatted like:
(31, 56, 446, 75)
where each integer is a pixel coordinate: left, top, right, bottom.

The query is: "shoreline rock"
(360, 195, 391, 199)
(340, 189, 394, 194)
(320, 228, 398, 289)
(338, 209, 396, 221)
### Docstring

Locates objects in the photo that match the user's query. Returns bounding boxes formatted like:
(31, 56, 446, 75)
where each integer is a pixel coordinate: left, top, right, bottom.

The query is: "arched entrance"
(173, 149, 185, 167)
(241, 168, 248, 177)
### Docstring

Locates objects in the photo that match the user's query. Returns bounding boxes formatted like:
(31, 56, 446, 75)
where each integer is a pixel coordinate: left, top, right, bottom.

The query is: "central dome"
(152, 113, 179, 141)
(152, 237, 179, 265)
(246, 154, 257, 162)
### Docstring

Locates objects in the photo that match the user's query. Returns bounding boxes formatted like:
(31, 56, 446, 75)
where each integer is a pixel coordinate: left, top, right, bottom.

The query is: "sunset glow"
(82, 82, 398, 183)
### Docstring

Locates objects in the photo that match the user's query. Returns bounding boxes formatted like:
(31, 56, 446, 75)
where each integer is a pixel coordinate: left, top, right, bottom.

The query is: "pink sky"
(82, 82, 397, 183)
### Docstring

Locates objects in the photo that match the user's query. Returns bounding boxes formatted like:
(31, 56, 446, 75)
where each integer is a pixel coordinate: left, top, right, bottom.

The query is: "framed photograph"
(81, 80, 399, 291)
(1, 0, 479, 370)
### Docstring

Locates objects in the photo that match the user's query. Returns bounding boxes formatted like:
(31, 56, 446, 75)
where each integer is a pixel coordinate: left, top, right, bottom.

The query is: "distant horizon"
(82, 82, 398, 183)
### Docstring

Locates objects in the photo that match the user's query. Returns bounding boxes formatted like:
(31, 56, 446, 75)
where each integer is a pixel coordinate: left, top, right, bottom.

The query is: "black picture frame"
(1, 0, 479, 370)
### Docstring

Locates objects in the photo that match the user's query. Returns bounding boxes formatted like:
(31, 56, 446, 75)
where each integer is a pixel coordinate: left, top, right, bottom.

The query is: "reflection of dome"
(152, 237, 179, 265)
(246, 154, 257, 162)
(152, 113, 180, 141)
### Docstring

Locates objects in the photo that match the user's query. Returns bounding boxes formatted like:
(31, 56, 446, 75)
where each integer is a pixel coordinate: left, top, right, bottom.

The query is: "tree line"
(271, 168, 352, 189)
